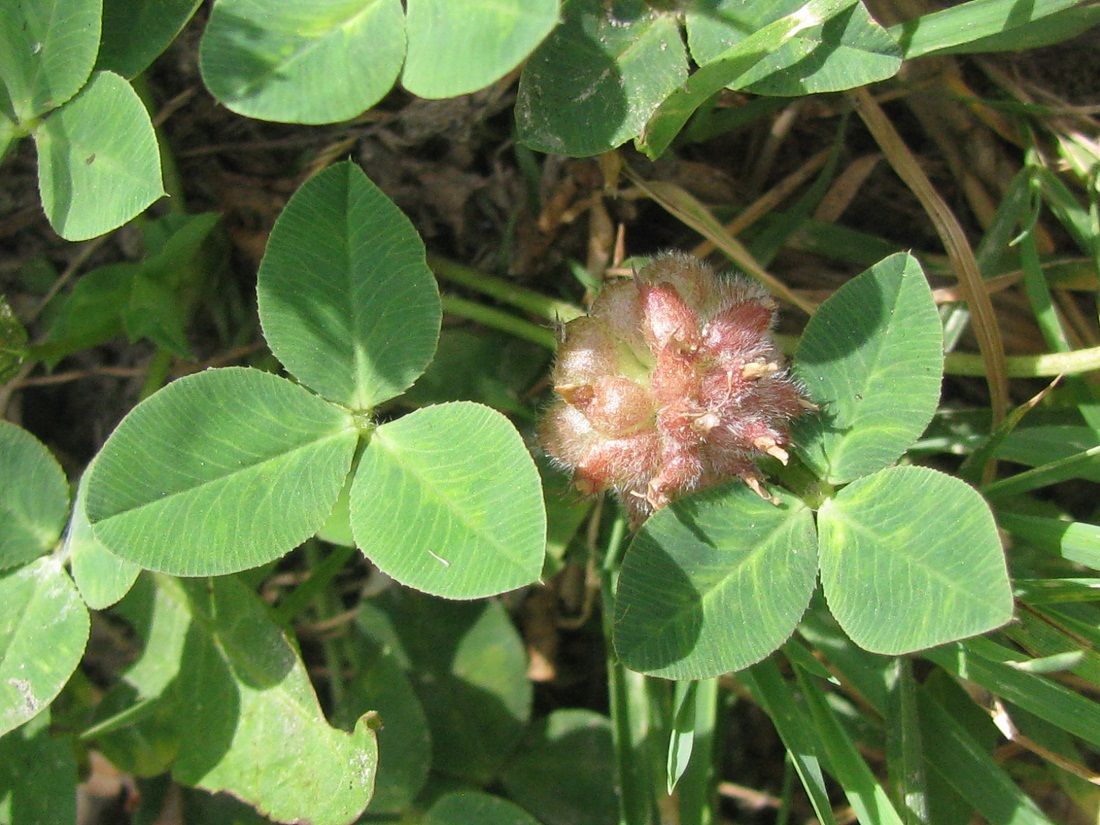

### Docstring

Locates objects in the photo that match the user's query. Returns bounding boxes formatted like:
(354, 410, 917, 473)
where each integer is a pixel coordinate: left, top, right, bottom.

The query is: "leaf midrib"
(629, 507, 810, 657)
(370, 418, 532, 573)
(94, 427, 354, 524)
(823, 494, 996, 605)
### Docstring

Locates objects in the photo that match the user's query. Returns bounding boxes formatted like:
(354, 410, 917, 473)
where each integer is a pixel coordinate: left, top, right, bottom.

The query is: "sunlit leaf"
(0, 422, 68, 571)
(403, 0, 558, 98)
(351, 402, 546, 599)
(685, 0, 901, 95)
(67, 468, 140, 610)
(0, 558, 89, 737)
(614, 483, 818, 679)
(35, 71, 164, 241)
(169, 575, 377, 824)
(0, 0, 101, 120)
(87, 368, 358, 575)
(199, 0, 405, 124)
(515, 0, 687, 156)
(258, 161, 441, 409)
(793, 253, 943, 484)
(819, 466, 1012, 654)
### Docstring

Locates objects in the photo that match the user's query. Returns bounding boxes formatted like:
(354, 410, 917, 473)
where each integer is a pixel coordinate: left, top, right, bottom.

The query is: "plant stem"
(677, 678, 718, 825)
(1019, 227, 1100, 430)
(302, 540, 352, 710)
(944, 344, 1100, 377)
(138, 349, 174, 400)
(429, 255, 584, 323)
(132, 72, 192, 399)
(275, 542, 357, 625)
(440, 294, 559, 350)
(601, 509, 660, 825)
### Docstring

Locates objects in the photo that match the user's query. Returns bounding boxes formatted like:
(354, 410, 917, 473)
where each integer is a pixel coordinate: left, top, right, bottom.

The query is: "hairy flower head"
(540, 252, 810, 527)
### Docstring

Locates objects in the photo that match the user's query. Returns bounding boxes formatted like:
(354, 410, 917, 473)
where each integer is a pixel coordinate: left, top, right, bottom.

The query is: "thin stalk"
(275, 543, 357, 625)
(440, 294, 558, 350)
(138, 349, 174, 401)
(303, 540, 350, 709)
(775, 755, 796, 825)
(1019, 228, 1100, 431)
(132, 73, 193, 399)
(886, 658, 929, 825)
(944, 345, 1100, 377)
(601, 509, 659, 825)
(677, 677, 719, 825)
(430, 255, 584, 323)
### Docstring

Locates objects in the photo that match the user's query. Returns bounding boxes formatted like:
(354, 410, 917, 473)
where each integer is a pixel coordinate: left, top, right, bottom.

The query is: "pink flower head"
(539, 252, 809, 527)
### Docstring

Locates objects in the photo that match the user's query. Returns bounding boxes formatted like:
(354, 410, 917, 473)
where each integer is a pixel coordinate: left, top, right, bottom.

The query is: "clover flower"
(539, 252, 811, 527)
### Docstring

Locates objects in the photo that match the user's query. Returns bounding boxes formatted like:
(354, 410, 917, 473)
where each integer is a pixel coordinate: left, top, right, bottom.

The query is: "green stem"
(302, 540, 352, 709)
(429, 255, 583, 323)
(677, 678, 718, 825)
(131, 73, 191, 399)
(275, 543, 357, 625)
(1020, 229, 1100, 431)
(138, 349, 173, 400)
(440, 294, 559, 350)
(775, 755, 795, 825)
(944, 345, 1100, 377)
(601, 509, 659, 825)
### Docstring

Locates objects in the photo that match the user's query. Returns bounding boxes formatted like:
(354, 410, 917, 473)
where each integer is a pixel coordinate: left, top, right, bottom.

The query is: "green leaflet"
(257, 161, 441, 410)
(515, 0, 688, 157)
(351, 402, 546, 599)
(613, 484, 817, 679)
(0, 422, 69, 571)
(685, 0, 901, 96)
(793, 252, 943, 484)
(819, 466, 1012, 654)
(199, 0, 405, 124)
(403, 0, 559, 98)
(168, 575, 378, 824)
(34, 71, 164, 241)
(86, 367, 358, 575)
(0, 558, 89, 737)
